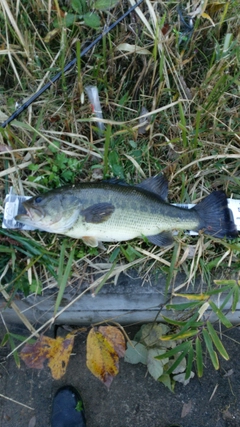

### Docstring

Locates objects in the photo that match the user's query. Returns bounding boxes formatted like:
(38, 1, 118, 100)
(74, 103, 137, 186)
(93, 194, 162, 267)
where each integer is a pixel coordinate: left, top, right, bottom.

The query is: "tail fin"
(194, 191, 237, 239)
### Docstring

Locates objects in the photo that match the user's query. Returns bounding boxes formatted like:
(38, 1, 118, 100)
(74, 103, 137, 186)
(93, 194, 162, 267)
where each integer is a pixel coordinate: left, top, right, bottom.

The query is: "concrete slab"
(1, 270, 239, 326)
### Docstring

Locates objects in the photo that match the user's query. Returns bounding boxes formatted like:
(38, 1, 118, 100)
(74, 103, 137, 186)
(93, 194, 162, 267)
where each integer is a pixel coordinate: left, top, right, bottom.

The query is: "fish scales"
(63, 184, 199, 241)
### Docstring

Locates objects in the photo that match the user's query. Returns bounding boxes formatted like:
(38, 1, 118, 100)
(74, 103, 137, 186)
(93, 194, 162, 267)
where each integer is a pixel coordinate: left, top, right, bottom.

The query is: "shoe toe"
(51, 385, 86, 427)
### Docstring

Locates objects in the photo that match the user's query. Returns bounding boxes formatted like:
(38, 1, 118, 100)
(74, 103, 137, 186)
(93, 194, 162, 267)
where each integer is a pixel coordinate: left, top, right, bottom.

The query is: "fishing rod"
(1, 0, 144, 129)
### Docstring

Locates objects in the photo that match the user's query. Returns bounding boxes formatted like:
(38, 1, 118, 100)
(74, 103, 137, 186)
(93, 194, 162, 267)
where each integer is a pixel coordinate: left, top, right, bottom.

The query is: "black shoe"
(51, 385, 86, 427)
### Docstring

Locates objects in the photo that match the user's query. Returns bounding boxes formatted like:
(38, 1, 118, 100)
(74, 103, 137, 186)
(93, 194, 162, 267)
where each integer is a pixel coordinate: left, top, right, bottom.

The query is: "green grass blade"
(192, 108, 201, 148)
(206, 322, 229, 361)
(94, 261, 117, 295)
(156, 341, 191, 360)
(185, 344, 194, 380)
(57, 241, 66, 280)
(54, 246, 75, 316)
(161, 316, 186, 326)
(165, 242, 179, 295)
(167, 311, 200, 339)
(195, 337, 203, 378)
(161, 315, 204, 328)
(232, 285, 239, 313)
(202, 329, 219, 370)
(8, 336, 20, 368)
(103, 124, 112, 177)
(166, 301, 202, 311)
(220, 287, 235, 311)
(169, 329, 199, 340)
(209, 301, 232, 328)
(1, 333, 9, 347)
(166, 343, 191, 375)
(178, 102, 187, 148)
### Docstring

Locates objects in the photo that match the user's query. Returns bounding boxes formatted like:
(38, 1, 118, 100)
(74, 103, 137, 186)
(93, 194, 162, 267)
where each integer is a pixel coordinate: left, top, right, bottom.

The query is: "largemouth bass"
(15, 175, 237, 247)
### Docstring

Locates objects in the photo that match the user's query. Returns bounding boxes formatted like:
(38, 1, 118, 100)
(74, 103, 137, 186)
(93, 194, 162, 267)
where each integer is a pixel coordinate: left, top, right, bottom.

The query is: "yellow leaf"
(86, 326, 125, 388)
(160, 335, 175, 341)
(206, 2, 225, 15)
(98, 326, 126, 357)
(172, 330, 198, 339)
(43, 28, 60, 43)
(47, 333, 75, 380)
(201, 12, 215, 26)
(174, 293, 209, 301)
(20, 332, 75, 380)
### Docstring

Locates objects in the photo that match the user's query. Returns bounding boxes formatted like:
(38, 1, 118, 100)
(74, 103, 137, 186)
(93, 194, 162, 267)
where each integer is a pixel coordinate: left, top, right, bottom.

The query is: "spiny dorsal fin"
(136, 174, 168, 201)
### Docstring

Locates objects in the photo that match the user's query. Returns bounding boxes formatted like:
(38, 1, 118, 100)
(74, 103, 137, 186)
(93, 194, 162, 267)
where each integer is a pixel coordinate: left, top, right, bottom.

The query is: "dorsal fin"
(136, 174, 168, 201)
(102, 178, 128, 186)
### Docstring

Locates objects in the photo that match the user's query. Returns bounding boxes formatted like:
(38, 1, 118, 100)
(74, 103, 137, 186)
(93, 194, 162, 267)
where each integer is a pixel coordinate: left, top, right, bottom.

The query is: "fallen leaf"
(201, 12, 215, 26)
(28, 415, 36, 427)
(222, 409, 234, 420)
(124, 341, 148, 365)
(158, 373, 174, 392)
(181, 400, 192, 418)
(20, 332, 75, 380)
(173, 371, 195, 386)
(161, 23, 170, 35)
(223, 369, 233, 377)
(171, 355, 186, 374)
(147, 348, 168, 380)
(135, 323, 170, 348)
(99, 326, 125, 357)
(86, 326, 125, 388)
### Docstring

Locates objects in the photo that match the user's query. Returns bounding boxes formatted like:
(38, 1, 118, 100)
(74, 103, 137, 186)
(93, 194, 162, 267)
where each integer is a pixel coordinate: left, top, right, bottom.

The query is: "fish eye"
(35, 196, 42, 203)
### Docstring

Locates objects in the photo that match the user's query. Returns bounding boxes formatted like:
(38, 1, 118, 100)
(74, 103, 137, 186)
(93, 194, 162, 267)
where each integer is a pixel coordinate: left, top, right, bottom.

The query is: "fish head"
(15, 191, 80, 233)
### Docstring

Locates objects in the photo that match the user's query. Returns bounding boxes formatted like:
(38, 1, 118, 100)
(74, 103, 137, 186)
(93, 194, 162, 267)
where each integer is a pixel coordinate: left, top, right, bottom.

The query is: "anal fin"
(147, 231, 174, 247)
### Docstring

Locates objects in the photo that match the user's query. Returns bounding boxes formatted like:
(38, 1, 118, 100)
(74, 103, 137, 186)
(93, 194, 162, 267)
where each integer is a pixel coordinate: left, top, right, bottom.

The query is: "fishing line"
(1, 0, 144, 129)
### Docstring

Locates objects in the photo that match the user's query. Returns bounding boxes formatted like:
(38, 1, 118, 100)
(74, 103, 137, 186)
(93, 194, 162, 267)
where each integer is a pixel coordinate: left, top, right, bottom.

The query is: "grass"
(0, 0, 240, 374)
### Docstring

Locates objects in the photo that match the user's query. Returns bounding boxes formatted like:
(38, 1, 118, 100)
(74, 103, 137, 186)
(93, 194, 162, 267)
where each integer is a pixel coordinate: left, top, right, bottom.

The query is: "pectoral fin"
(147, 231, 174, 247)
(82, 236, 106, 249)
(81, 203, 115, 223)
(82, 236, 98, 247)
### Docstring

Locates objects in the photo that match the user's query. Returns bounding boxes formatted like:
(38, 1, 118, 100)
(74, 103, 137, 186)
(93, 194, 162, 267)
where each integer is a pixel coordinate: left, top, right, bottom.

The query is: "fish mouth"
(15, 203, 44, 225)
(23, 202, 44, 221)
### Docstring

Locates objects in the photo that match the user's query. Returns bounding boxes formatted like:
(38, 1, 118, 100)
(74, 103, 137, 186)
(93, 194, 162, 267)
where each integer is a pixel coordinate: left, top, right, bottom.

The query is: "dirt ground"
(0, 322, 240, 427)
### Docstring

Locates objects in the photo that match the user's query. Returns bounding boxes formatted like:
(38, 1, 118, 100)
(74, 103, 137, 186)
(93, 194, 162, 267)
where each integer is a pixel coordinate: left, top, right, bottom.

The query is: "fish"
(15, 175, 237, 248)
